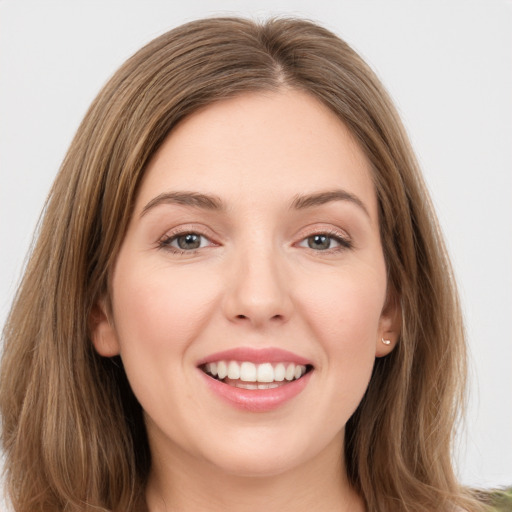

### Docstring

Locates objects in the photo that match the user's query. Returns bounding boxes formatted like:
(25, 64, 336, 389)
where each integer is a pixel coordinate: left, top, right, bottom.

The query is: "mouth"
(200, 360, 314, 389)
(197, 347, 314, 411)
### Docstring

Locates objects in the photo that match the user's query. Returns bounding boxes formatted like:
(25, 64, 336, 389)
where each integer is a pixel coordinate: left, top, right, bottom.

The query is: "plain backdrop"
(1, 0, 511, 494)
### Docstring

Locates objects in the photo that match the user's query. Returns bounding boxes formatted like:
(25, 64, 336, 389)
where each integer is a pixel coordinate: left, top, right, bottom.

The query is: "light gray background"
(1, 0, 511, 492)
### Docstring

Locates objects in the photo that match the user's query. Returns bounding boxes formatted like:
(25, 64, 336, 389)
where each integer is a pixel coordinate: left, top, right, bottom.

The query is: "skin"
(92, 89, 400, 512)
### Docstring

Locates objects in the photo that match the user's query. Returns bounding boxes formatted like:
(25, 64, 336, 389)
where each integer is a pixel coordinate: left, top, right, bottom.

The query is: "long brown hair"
(0, 17, 485, 512)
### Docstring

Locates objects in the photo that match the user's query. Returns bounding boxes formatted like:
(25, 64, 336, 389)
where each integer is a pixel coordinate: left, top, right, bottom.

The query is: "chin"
(196, 426, 340, 480)
(206, 449, 304, 479)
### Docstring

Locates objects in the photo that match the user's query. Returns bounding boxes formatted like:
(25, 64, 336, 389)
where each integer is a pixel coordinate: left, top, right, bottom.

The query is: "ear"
(375, 291, 401, 358)
(89, 299, 121, 357)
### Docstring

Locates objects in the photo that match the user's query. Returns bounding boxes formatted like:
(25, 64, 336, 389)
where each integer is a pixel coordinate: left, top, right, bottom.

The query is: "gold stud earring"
(381, 337, 391, 345)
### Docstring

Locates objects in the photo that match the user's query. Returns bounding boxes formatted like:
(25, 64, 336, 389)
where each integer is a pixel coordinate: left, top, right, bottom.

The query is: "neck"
(145, 432, 365, 512)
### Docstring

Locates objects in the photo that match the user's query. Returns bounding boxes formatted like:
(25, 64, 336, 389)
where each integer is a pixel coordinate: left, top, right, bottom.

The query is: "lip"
(196, 347, 313, 366)
(197, 347, 314, 412)
(199, 368, 313, 412)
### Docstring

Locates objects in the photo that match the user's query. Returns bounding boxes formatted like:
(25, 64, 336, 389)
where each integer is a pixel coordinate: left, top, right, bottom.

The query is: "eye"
(159, 232, 212, 252)
(298, 232, 351, 251)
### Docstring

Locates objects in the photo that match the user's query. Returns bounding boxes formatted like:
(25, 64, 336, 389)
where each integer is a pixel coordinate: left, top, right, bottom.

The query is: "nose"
(222, 245, 293, 328)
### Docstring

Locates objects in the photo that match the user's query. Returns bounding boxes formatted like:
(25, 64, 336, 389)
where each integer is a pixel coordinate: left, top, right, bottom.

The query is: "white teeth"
(274, 363, 286, 381)
(285, 363, 295, 381)
(227, 361, 240, 379)
(257, 363, 274, 383)
(240, 362, 257, 382)
(217, 361, 227, 380)
(232, 382, 281, 390)
(203, 360, 308, 384)
(235, 382, 258, 390)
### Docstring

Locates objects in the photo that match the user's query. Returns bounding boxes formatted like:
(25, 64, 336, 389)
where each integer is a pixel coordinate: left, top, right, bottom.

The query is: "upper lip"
(196, 347, 313, 367)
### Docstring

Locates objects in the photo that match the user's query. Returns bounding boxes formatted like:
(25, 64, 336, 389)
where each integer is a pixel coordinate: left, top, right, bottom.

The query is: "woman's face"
(93, 90, 398, 478)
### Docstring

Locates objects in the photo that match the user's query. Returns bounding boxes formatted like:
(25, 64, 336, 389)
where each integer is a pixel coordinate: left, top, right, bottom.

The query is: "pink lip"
(197, 347, 314, 412)
(199, 369, 313, 412)
(196, 347, 313, 366)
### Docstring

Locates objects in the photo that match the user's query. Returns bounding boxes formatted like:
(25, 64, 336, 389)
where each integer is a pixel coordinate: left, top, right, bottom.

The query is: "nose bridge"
(223, 238, 292, 326)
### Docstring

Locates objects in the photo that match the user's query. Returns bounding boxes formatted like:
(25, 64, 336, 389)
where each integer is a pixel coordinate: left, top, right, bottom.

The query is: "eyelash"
(158, 228, 352, 255)
(158, 229, 215, 255)
(297, 229, 353, 252)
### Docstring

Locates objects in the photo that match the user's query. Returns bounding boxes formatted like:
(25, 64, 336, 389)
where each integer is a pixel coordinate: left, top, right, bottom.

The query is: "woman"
(0, 17, 496, 512)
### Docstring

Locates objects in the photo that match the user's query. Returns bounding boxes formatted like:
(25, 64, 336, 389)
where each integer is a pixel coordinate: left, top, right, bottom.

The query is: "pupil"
(178, 233, 200, 250)
(308, 235, 330, 250)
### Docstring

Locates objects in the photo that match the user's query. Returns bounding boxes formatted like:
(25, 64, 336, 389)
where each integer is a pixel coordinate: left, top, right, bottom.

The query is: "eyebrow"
(140, 191, 225, 217)
(291, 189, 370, 218)
(140, 188, 370, 218)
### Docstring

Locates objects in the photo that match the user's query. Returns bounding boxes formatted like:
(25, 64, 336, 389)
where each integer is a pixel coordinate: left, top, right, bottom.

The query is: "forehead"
(136, 90, 377, 217)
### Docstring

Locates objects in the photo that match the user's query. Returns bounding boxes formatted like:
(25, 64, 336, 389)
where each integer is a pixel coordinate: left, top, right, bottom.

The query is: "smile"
(197, 348, 314, 412)
(201, 361, 311, 389)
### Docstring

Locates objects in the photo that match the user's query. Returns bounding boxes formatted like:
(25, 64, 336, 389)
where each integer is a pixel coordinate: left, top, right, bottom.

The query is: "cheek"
(295, 262, 386, 386)
(286, 264, 386, 438)
(298, 264, 386, 343)
(109, 254, 224, 421)
(111, 255, 220, 357)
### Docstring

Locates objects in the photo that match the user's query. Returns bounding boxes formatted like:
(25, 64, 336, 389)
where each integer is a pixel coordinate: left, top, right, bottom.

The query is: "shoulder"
(469, 487, 512, 512)
(488, 487, 512, 511)
(452, 487, 512, 512)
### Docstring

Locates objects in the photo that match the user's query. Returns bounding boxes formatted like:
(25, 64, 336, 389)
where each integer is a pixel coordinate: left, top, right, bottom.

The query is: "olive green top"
(488, 488, 512, 511)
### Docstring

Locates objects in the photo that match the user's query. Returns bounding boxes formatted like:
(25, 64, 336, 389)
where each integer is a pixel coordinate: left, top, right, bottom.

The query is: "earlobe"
(375, 335, 397, 357)
(375, 292, 401, 358)
(89, 300, 121, 357)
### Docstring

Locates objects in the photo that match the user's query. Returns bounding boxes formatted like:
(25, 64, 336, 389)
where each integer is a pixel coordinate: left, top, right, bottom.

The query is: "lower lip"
(199, 369, 313, 412)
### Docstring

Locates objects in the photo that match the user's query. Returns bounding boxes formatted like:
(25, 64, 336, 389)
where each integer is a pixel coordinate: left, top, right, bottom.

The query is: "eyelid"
(166, 233, 211, 250)
(157, 224, 219, 253)
(155, 223, 352, 254)
(294, 225, 353, 251)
